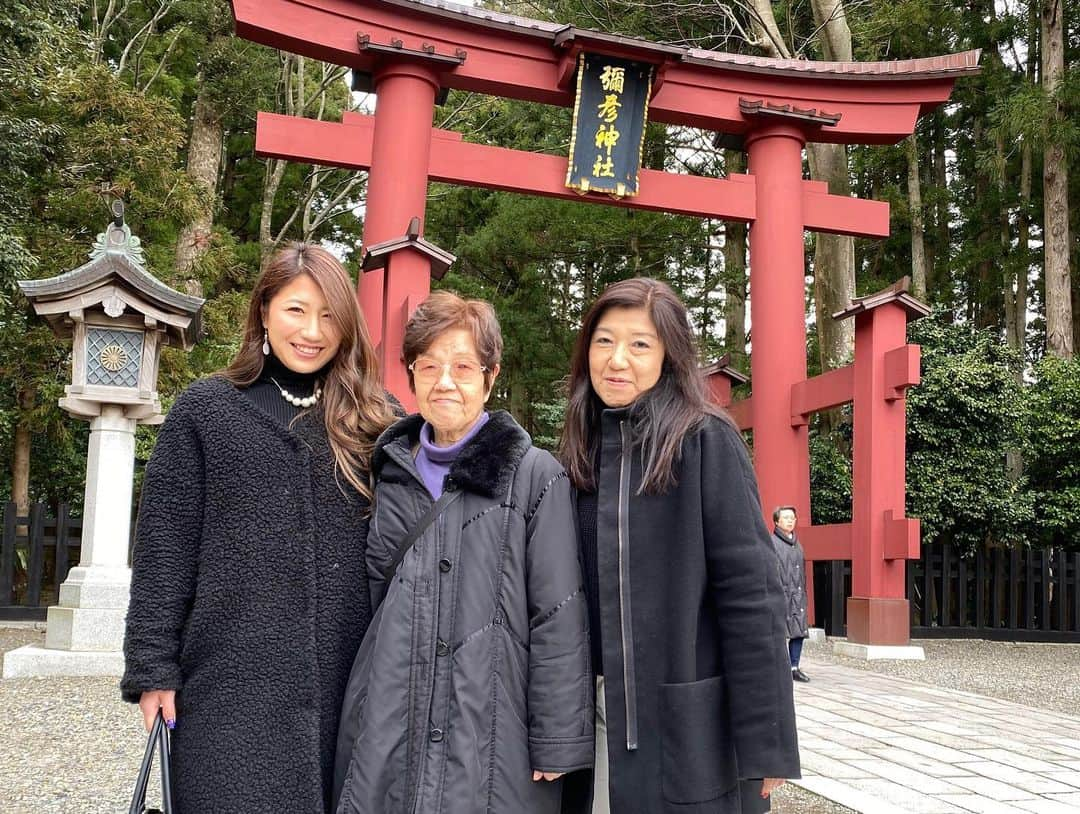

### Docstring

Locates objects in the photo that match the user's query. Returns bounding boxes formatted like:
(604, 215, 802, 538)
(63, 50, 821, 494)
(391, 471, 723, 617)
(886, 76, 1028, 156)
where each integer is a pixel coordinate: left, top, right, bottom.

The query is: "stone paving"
(5, 624, 1080, 814)
(792, 661, 1080, 814)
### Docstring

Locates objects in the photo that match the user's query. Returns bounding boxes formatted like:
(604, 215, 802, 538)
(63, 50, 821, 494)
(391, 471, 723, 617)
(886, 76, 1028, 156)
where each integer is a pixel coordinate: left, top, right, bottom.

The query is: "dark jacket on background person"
(333, 410, 593, 814)
(771, 528, 810, 639)
(562, 409, 800, 814)
(121, 376, 375, 814)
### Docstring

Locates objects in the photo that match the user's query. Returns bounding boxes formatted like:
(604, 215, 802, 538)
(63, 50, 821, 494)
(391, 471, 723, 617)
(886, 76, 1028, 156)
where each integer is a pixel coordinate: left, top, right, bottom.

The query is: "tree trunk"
(1015, 142, 1032, 357)
(260, 54, 297, 263)
(1041, 0, 1073, 358)
(1001, 137, 1024, 480)
(260, 159, 288, 264)
(748, 0, 790, 58)
(1073, 264, 1080, 354)
(811, 0, 853, 62)
(11, 386, 35, 514)
(933, 114, 951, 315)
(906, 134, 928, 300)
(807, 143, 855, 371)
(807, 0, 855, 373)
(1000, 133, 1018, 357)
(722, 151, 749, 373)
(175, 81, 223, 276)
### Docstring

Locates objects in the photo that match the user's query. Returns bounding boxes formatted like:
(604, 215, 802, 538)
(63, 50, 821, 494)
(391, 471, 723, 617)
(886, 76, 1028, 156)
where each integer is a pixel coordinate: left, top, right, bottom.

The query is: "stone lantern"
(3, 203, 203, 677)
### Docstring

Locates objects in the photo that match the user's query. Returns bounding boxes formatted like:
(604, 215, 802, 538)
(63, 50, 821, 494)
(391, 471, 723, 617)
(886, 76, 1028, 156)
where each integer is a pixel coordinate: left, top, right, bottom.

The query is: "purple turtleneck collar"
(415, 412, 490, 499)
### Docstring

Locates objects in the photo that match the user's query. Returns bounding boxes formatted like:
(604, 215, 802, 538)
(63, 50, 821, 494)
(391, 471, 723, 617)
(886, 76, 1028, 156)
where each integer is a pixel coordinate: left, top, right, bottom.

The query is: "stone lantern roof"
(18, 203, 204, 348)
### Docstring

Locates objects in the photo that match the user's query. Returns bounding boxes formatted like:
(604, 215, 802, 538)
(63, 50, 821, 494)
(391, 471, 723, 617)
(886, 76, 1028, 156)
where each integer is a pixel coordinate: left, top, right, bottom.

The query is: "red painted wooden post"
(359, 61, 441, 408)
(838, 285, 927, 644)
(745, 124, 812, 535)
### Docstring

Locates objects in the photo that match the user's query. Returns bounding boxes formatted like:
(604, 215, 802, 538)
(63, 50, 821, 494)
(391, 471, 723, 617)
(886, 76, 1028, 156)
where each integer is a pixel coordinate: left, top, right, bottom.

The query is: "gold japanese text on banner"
(565, 53, 654, 198)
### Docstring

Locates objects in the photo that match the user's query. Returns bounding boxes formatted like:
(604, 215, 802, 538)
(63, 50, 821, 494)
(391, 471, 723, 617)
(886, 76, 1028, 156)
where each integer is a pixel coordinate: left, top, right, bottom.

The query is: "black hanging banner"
(565, 53, 653, 198)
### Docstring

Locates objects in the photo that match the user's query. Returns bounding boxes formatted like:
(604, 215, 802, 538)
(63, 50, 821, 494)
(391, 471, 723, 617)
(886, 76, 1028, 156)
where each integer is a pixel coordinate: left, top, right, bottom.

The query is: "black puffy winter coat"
(121, 376, 377, 814)
(333, 410, 593, 814)
(770, 529, 810, 639)
(562, 409, 800, 814)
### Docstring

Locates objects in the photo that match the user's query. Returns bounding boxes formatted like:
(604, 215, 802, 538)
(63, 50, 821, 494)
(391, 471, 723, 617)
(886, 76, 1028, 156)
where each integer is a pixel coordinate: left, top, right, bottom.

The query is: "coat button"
(439, 558, 452, 573)
(430, 728, 444, 742)
(436, 639, 450, 657)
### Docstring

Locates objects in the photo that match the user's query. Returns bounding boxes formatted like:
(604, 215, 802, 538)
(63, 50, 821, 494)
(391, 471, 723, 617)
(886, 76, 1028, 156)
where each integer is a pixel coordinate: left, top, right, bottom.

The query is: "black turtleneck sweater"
(242, 352, 325, 426)
(577, 489, 603, 675)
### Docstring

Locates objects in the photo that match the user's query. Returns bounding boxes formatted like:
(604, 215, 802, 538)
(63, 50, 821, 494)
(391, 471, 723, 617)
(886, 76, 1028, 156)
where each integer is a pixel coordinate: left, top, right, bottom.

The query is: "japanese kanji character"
(597, 94, 622, 124)
(593, 155, 616, 177)
(599, 65, 626, 94)
(595, 124, 621, 151)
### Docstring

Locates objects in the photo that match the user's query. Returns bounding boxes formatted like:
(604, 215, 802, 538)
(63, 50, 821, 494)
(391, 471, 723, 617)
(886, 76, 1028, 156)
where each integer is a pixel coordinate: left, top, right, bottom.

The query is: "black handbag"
(128, 710, 174, 814)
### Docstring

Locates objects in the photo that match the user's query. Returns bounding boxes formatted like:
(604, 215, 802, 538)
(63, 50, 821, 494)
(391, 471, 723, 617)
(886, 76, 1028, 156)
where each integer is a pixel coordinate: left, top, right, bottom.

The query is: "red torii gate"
(230, 0, 979, 651)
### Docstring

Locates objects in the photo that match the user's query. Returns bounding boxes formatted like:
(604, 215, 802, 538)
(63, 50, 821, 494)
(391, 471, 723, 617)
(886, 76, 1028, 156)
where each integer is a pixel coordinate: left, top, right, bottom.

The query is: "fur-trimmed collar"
(373, 409, 532, 498)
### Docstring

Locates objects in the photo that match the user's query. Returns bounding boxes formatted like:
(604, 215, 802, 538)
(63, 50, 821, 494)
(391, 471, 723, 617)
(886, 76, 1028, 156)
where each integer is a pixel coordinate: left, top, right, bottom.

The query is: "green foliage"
(905, 314, 1033, 555)
(1024, 356, 1080, 549)
(0, 0, 1075, 558)
(809, 416, 852, 525)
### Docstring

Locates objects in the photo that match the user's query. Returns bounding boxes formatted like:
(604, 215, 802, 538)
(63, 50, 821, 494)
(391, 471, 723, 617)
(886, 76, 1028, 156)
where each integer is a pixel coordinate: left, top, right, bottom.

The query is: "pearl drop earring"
(262, 329, 270, 356)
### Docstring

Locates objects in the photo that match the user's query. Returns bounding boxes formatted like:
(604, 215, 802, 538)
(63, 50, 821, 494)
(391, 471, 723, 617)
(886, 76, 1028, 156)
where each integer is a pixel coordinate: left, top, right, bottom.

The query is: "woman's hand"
(761, 778, 786, 797)
(138, 690, 177, 732)
(532, 771, 565, 782)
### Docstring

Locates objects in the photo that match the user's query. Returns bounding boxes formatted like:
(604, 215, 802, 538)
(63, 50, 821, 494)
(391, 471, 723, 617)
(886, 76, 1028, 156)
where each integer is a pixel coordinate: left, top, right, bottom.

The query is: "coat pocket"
(659, 676, 738, 804)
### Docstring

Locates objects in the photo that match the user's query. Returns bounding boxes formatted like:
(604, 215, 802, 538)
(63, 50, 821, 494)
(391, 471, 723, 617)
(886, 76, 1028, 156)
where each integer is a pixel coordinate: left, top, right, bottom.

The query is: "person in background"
(122, 243, 395, 814)
(558, 277, 799, 814)
(333, 291, 592, 814)
(772, 505, 811, 683)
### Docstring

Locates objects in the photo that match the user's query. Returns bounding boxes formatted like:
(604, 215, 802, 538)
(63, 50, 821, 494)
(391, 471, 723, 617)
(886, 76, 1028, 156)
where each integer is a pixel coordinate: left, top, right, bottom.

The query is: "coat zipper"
(410, 493, 450, 814)
(617, 420, 638, 751)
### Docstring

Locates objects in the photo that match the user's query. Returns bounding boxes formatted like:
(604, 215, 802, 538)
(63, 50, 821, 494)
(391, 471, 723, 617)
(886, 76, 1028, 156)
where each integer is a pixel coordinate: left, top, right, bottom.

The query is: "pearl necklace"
(270, 378, 322, 408)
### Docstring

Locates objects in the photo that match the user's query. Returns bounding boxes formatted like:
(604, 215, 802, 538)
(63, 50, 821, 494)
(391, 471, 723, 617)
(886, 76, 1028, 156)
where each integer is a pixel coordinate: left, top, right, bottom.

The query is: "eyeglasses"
(408, 358, 488, 383)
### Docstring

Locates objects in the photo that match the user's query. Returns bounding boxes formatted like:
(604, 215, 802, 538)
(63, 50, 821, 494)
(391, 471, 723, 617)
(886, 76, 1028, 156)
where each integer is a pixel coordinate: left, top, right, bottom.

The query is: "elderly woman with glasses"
(332, 291, 593, 814)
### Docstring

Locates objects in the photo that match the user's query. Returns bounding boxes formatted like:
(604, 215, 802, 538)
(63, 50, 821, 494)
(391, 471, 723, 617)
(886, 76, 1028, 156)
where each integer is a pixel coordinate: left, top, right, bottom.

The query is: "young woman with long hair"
(558, 277, 800, 814)
(121, 242, 395, 814)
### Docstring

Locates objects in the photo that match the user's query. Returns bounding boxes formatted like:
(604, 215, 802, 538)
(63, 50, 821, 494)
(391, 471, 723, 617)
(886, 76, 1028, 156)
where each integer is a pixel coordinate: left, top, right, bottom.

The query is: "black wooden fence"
(5, 503, 1079, 641)
(0, 501, 82, 621)
(814, 543, 1080, 643)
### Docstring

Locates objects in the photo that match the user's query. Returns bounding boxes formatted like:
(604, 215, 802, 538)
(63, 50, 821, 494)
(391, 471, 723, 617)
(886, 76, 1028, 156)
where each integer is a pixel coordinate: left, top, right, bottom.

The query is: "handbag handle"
(129, 710, 174, 814)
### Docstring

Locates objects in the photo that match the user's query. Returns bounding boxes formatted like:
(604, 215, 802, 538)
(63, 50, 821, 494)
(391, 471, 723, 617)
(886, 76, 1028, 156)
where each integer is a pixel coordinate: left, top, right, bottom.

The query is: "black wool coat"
(333, 410, 593, 814)
(770, 529, 810, 639)
(121, 376, 375, 814)
(562, 410, 801, 814)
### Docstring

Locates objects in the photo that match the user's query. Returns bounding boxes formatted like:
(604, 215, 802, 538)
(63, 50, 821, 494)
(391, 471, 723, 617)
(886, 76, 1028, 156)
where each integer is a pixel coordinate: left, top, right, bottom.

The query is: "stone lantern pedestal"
(3, 204, 202, 678)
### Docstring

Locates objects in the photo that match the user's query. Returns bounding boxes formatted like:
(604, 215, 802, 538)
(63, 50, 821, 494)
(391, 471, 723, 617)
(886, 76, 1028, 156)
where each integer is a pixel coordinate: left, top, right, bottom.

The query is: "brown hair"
(402, 290, 502, 391)
(219, 242, 393, 499)
(558, 277, 727, 495)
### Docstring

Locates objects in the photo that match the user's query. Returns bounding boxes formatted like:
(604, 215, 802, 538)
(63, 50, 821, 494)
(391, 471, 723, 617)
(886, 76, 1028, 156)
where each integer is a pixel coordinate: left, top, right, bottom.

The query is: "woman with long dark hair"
(558, 277, 800, 814)
(121, 243, 395, 814)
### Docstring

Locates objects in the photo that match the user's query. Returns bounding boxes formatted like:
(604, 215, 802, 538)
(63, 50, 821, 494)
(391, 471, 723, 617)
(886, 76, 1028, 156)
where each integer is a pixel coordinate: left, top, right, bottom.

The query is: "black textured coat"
(121, 376, 375, 814)
(333, 410, 593, 814)
(771, 529, 810, 639)
(562, 410, 801, 814)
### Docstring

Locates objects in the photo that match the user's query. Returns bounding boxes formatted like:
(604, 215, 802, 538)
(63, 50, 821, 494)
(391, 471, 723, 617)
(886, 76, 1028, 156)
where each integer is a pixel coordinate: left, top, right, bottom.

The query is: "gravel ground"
(0, 625, 852, 814)
(1, 627, 163, 814)
(808, 637, 1080, 715)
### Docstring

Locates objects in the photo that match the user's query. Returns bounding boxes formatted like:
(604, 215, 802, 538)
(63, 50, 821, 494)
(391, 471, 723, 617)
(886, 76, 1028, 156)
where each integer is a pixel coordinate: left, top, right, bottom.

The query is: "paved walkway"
(792, 661, 1080, 814)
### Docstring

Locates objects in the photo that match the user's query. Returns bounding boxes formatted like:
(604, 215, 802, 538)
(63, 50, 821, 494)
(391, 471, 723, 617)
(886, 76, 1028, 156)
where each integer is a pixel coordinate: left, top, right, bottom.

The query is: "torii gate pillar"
(359, 61, 441, 409)
(745, 124, 812, 523)
(836, 287, 928, 658)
